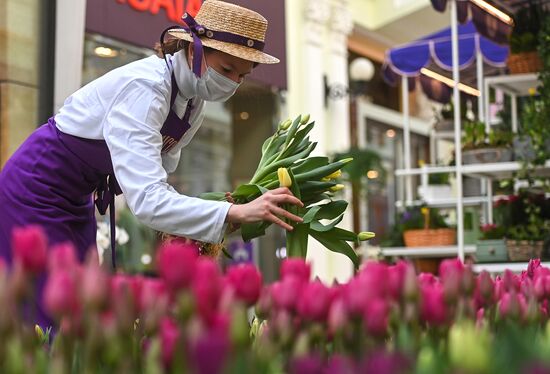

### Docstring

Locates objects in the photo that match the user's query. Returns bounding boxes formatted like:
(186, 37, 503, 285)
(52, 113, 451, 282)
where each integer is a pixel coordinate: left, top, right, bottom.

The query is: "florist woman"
(0, 0, 302, 326)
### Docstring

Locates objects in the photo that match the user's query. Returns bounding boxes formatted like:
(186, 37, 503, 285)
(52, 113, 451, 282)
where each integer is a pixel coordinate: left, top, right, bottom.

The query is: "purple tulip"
(43, 270, 79, 319)
(160, 317, 180, 368)
(12, 225, 48, 274)
(361, 350, 412, 374)
(297, 280, 332, 322)
(324, 355, 356, 374)
(189, 328, 229, 374)
(281, 258, 311, 282)
(363, 298, 389, 336)
(157, 242, 198, 293)
(226, 264, 263, 306)
(420, 283, 447, 326)
(289, 353, 324, 374)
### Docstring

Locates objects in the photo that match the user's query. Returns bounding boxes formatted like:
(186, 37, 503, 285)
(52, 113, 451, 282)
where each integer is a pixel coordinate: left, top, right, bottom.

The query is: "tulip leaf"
(309, 230, 359, 270)
(232, 184, 268, 201)
(299, 181, 336, 193)
(241, 221, 271, 242)
(310, 215, 344, 232)
(286, 223, 309, 258)
(316, 200, 348, 220)
(329, 227, 360, 242)
(302, 205, 322, 223)
(291, 157, 330, 175)
(199, 192, 227, 201)
(295, 159, 351, 182)
(280, 123, 315, 159)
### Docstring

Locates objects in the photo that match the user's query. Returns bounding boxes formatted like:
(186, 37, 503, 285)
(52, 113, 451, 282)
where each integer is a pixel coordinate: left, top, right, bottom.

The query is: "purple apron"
(0, 72, 192, 328)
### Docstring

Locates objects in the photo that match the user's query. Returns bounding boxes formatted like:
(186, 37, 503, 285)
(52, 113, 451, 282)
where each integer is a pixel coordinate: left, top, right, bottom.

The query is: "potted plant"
(462, 121, 513, 164)
(476, 223, 508, 263)
(402, 206, 455, 247)
(417, 161, 453, 202)
(508, 1, 546, 74)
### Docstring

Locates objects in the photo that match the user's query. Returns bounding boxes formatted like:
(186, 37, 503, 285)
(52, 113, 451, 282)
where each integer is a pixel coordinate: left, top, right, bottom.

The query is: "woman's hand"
(225, 187, 304, 231)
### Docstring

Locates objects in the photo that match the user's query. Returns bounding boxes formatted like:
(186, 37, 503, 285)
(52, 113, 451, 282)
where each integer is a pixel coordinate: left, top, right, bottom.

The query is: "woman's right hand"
(225, 187, 304, 231)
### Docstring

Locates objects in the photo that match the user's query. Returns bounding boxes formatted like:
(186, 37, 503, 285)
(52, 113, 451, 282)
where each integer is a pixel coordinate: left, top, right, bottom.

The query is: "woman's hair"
(154, 39, 259, 67)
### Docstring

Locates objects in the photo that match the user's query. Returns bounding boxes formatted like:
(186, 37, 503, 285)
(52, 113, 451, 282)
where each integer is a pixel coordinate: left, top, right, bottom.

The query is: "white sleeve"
(162, 147, 181, 174)
(102, 80, 231, 243)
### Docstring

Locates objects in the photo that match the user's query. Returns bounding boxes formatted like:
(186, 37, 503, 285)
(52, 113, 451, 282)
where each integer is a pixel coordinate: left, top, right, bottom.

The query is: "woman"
(0, 1, 302, 326)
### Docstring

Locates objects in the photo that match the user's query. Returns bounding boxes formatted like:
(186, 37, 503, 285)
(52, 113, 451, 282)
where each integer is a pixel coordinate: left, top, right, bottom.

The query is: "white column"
(54, 0, 87, 112)
(402, 76, 413, 204)
(325, 0, 354, 282)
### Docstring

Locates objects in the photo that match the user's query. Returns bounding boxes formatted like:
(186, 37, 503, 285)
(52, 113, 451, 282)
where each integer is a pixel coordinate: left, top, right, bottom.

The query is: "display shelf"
(381, 245, 476, 258)
(484, 73, 539, 96)
(395, 196, 490, 208)
(472, 262, 550, 274)
(396, 160, 550, 180)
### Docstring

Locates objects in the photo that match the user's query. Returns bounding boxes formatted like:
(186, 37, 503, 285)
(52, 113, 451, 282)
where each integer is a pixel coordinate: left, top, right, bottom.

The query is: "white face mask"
(192, 65, 241, 102)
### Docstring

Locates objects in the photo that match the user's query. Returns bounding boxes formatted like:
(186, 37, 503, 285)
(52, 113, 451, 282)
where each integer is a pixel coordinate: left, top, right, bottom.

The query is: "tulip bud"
(35, 324, 45, 342)
(12, 225, 48, 274)
(299, 114, 310, 125)
(278, 167, 292, 188)
(325, 169, 342, 180)
(278, 119, 292, 131)
(330, 184, 345, 192)
(357, 231, 376, 241)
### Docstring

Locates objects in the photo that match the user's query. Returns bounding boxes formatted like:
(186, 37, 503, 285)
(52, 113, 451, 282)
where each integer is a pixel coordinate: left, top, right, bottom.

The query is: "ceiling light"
(386, 129, 396, 138)
(420, 68, 481, 97)
(367, 170, 379, 179)
(94, 46, 119, 58)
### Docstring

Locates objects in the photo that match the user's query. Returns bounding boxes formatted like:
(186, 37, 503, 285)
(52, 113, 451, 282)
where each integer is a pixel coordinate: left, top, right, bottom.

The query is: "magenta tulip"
(297, 280, 332, 322)
(12, 225, 48, 274)
(328, 298, 347, 335)
(387, 261, 409, 301)
(48, 242, 78, 274)
(226, 264, 263, 306)
(474, 271, 495, 309)
(271, 276, 303, 312)
(280, 258, 311, 282)
(139, 278, 168, 312)
(43, 270, 78, 318)
(193, 259, 223, 323)
(420, 283, 447, 326)
(157, 242, 199, 293)
(160, 317, 181, 368)
(80, 262, 108, 309)
(188, 328, 229, 374)
(363, 298, 389, 336)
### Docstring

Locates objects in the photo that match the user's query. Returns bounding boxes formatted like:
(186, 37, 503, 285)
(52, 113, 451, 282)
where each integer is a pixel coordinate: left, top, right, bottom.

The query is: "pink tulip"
(420, 283, 447, 326)
(499, 292, 526, 320)
(328, 298, 347, 335)
(418, 272, 437, 286)
(156, 242, 199, 293)
(474, 271, 495, 309)
(325, 354, 357, 374)
(289, 354, 323, 374)
(139, 278, 168, 312)
(271, 276, 303, 312)
(80, 262, 108, 309)
(226, 264, 263, 306)
(192, 259, 223, 324)
(359, 261, 389, 299)
(521, 277, 534, 298)
(502, 270, 520, 293)
(439, 258, 464, 301)
(12, 225, 48, 274)
(43, 270, 78, 318)
(363, 298, 389, 336)
(534, 277, 546, 301)
(280, 258, 311, 282)
(160, 317, 181, 368)
(476, 307, 485, 329)
(255, 286, 273, 319)
(387, 261, 409, 301)
(48, 242, 78, 274)
(527, 259, 541, 279)
(297, 280, 332, 322)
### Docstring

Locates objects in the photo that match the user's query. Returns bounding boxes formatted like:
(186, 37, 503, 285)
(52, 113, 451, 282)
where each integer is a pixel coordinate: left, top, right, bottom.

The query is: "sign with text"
(86, 0, 286, 88)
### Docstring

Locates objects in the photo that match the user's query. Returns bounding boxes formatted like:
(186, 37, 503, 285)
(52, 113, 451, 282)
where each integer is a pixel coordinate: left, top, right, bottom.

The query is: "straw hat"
(168, 0, 279, 64)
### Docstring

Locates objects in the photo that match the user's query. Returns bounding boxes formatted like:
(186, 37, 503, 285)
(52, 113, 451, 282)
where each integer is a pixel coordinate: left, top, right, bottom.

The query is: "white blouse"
(54, 51, 231, 244)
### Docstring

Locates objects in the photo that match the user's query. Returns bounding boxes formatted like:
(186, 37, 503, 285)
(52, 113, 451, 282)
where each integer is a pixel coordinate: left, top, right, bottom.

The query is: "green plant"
(462, 120, 486, 150)
(488, 129, 513, 148)
(480, 224, 506, 240)
(428, 172, 450, 185)
(509, 0, 548, 54)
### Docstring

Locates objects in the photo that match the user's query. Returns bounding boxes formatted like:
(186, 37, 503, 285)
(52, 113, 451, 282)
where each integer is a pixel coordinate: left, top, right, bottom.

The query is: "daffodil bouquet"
(202, 114, 374, 269)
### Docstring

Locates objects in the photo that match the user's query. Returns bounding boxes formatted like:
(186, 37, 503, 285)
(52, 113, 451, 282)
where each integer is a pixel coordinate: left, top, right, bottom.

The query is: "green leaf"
(294, 159, 352, 182)
(222, 246, 233, 259)
(310, 215, 344, 232)
(309, 229, 359, 270)
(291, 157, 330, 175)
(241, 222, 270, 241)
(280, 123, 314, 159)
(302, 205, 322, 223)
(316, 200, 348, 220)
(330, 227, 360, 242)
(199, 192, 227, 201)
(286, 223, 309, 258)
(299, 181, 336, 193)
(232, 184, 268, 201)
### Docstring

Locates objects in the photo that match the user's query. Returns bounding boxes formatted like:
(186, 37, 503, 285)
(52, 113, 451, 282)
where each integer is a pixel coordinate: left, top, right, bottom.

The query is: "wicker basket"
(508, 51, 543, 74)
(403, 228, 456, 247)
(506, 240, 544, 262)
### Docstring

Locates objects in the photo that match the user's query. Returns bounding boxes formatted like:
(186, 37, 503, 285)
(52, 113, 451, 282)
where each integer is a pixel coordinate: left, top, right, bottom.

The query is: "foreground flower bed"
(3, 227, 550, 373)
